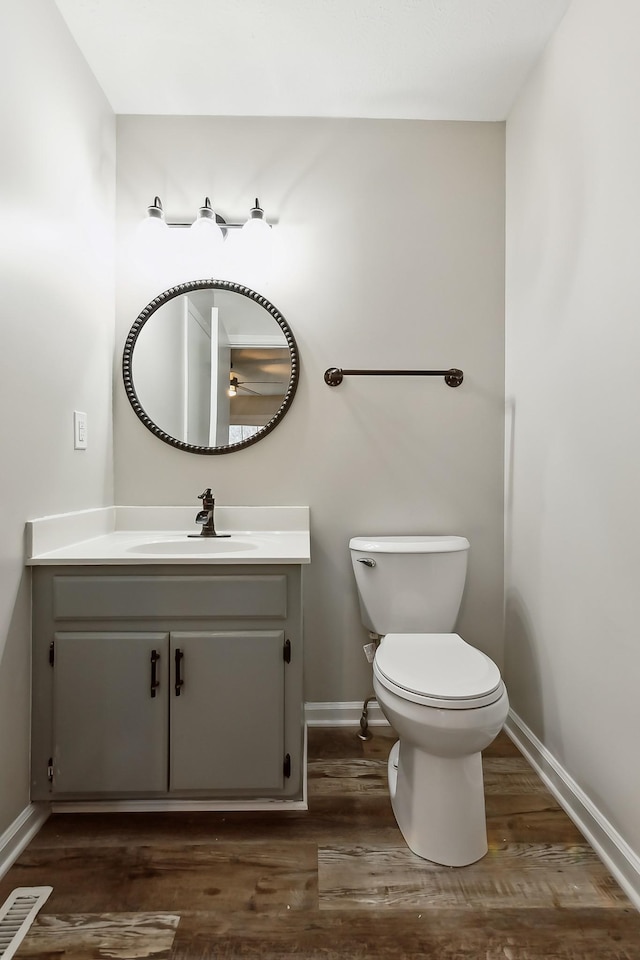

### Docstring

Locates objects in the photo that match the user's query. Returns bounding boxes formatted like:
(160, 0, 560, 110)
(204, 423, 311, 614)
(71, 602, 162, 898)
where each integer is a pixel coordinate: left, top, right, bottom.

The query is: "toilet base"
(387, 739, 489, 867)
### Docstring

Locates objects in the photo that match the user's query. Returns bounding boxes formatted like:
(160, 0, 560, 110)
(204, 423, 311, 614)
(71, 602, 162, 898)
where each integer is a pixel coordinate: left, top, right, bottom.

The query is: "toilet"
(349, 535, 508, 867)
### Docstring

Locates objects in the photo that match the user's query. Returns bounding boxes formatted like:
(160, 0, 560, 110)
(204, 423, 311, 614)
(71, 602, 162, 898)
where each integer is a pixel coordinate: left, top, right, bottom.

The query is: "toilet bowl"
(349, 535, 508, 867)
(373, 632, 508, 866)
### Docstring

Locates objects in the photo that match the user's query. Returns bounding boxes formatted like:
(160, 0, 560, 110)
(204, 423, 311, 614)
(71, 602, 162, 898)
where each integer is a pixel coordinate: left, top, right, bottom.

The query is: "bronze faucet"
(190, 488, 230, 538)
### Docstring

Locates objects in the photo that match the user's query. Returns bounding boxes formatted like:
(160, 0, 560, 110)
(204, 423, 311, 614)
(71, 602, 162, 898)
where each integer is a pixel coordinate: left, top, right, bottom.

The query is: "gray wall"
(0, 0, 115, 834)
(115, 116, 506, 703)
(506, 0, 640, 856)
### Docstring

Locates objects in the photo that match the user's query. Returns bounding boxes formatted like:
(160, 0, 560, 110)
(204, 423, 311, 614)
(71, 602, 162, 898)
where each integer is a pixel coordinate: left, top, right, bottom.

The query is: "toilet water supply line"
(358, 632, 381, 741)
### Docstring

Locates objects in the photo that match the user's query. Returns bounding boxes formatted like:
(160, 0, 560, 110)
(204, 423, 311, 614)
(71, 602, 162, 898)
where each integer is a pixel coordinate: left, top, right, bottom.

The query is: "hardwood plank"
(168, 907, 640, 960)
(318, 842, 629, 910)
(308, 758, 390, 796)
(306, 726, 397, 760)
(308, 726, 520, 759)
(17, 912, 179, 959)
(484, 729, 523, 757)
(3, 843, 317, 915)
(17, 802, 399, 852)
(22, 789, 570, 857)
(483, 757, 551, 794)
(486, 794, 587, 844)
(309, 755, 550, 799)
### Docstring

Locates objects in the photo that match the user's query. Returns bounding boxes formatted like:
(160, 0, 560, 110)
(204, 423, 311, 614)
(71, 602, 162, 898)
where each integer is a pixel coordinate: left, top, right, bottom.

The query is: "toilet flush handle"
(357, 557, 376, 568)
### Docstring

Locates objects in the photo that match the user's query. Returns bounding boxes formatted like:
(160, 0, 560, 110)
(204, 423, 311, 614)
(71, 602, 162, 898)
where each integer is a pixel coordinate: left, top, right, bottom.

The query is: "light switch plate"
(73, 411, 87, 450)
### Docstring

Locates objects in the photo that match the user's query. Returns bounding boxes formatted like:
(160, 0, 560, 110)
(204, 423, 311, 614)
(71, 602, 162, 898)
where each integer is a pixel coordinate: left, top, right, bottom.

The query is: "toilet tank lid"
(349, 536, 469, 554)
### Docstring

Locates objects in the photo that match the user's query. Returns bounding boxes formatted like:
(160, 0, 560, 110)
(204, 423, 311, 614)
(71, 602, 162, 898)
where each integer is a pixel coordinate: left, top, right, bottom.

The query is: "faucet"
(190, 488, 230, 538)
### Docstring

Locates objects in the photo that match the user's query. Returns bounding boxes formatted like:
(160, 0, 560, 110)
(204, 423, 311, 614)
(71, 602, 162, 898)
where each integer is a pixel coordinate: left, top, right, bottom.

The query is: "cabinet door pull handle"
(150, 649, 160, 698)
(175, 648, 184, 696)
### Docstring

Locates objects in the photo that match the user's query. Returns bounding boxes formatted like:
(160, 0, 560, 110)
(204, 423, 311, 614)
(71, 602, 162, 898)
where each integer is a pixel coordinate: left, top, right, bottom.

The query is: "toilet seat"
(374, 633, 503, 709)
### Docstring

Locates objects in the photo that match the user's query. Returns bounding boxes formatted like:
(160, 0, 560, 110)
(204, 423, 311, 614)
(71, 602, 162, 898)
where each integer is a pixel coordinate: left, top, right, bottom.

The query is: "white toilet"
(349, 535, 508, 867)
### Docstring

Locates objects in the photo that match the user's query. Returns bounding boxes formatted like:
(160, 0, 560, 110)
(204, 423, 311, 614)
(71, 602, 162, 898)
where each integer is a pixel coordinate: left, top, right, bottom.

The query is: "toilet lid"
(374, 633, 502, 706)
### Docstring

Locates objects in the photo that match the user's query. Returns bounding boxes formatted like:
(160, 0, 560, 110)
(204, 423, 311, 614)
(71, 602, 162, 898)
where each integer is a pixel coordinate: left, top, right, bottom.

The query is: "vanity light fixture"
(138, 196, 274, 277)
(140, 196, 272, 238)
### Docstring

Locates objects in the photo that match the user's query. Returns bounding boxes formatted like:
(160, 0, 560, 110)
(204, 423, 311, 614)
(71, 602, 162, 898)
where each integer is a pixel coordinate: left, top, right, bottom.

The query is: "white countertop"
(26, 506, 310, 565)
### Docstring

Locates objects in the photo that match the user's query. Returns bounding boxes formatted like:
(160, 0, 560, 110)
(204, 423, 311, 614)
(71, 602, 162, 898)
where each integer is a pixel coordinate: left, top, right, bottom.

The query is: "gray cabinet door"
(170, 631, 285, 792)
(52, 632, 169, 795)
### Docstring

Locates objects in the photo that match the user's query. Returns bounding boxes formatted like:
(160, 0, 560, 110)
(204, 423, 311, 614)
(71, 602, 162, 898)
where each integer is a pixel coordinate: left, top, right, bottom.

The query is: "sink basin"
(128, 537, 258, 555)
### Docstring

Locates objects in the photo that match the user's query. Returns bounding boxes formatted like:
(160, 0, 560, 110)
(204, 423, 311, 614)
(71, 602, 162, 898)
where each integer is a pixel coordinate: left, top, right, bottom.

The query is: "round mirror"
(122, 280, 299, 454)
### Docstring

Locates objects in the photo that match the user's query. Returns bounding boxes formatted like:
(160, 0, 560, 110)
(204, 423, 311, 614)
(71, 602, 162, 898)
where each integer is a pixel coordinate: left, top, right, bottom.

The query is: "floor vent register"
(0, 886, 52, 959)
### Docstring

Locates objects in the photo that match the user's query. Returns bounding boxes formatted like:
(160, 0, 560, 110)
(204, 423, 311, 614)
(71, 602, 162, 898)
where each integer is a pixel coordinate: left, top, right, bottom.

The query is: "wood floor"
(1, 727, 639, 959)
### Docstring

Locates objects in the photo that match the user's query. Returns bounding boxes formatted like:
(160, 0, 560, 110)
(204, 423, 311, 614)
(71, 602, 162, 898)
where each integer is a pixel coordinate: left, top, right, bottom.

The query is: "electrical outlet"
(73, 411, 87, 450)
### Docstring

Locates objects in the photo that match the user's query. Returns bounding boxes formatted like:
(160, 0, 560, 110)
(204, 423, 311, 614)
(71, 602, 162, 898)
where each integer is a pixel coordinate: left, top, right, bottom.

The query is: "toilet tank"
(349, 536, 470, 635)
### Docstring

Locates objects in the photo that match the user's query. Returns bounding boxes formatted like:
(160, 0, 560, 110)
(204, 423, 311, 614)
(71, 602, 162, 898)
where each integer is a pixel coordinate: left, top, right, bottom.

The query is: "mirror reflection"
(123, 282, 298, 454)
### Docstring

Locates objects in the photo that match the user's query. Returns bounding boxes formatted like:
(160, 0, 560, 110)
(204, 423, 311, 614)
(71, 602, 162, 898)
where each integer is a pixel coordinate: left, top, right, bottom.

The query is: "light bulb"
(228, 376, 238, 398)
(241, 198, 271, 241)
(135, 196, 172, 273)
(137, 196, 168, 239)
(189, 197, 224, 276)
(191, 197, 223, 246)
(237, 198, 273, 283)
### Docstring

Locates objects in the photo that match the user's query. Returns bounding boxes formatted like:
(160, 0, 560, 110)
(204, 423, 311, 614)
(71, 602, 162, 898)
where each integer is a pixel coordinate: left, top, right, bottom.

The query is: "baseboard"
(505, 710, 640, 911)
(305, 700, 390, 727)
(0, 803, 49, 880)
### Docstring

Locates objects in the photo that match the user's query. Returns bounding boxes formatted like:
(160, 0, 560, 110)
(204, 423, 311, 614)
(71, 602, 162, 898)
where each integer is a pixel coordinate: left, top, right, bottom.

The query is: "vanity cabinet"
(31, 565, 304, 804)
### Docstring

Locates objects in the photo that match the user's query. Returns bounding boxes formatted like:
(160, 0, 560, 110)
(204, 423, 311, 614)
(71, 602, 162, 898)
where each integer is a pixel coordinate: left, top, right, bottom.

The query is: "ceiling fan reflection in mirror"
(228, 377, 286, 398)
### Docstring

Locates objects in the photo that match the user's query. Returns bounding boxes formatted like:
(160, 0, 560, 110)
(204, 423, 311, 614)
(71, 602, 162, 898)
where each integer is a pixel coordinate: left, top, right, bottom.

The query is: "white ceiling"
(54, 0, 571, 120)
